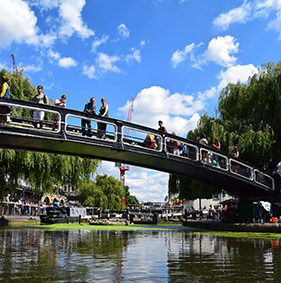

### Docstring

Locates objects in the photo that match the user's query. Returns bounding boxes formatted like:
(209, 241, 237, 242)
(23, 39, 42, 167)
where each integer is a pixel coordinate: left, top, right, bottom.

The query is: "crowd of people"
(185, 205, 228, 221)
(2, 192, 41, 216)
(144, 120, 239, 167)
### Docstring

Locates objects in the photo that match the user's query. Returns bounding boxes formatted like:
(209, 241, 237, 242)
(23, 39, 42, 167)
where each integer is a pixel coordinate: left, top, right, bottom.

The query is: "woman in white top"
(52, 94, 67, 131)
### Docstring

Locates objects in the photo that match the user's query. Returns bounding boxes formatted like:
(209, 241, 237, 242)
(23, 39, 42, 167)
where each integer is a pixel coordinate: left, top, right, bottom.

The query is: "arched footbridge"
(0, 98, 280, 202)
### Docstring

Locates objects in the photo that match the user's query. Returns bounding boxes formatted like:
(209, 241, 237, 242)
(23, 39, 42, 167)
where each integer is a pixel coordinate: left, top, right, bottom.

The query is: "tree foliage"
(124, 185, 139, 206)
(79, 174, 127, 210)
(0, 68, 99, 198)
(169, 61, 281, 200)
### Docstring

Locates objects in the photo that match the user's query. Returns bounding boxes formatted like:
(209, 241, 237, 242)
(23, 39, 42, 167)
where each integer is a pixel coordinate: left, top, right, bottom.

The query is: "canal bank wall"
(1, 216, 40, 225)
(183, 220, 281, 232)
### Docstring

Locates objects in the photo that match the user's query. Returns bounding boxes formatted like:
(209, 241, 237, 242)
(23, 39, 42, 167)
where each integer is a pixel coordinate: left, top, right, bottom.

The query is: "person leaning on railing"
(144, 134, 157, 149)
(229, 146, 239, 173)
(97, 97, 109, 139)
(52, 94, 67, 131)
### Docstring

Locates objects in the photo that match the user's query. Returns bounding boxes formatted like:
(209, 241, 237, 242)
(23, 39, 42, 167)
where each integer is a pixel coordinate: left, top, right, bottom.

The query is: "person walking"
(33, 85, 48, 129)
(97, 97, 109, 139)
(81, 97, 96, 136)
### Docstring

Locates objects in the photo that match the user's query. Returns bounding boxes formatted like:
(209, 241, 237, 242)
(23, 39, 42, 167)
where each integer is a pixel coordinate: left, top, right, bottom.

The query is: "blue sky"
(1, 0, 281, 202)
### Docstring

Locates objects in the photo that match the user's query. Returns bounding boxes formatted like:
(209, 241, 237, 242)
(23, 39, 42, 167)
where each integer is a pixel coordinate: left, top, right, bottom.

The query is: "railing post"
(113, 120, 124, 149)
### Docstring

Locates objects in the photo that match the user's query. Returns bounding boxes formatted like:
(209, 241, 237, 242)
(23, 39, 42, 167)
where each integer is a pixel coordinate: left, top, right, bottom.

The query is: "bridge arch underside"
(0, 129, 279, 203)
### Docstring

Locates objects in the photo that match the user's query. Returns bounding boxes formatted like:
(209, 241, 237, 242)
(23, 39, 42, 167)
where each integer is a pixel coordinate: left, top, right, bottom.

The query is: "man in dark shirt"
(81, 97, 96, 136)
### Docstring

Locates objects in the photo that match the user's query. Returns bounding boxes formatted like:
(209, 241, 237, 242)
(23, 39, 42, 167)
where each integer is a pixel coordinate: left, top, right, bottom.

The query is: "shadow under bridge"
(0, 98, 280, 202)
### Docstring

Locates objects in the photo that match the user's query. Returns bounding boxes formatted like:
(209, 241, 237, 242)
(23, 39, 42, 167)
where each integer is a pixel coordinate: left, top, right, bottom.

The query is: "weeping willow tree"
(0, 68, 99, 198)
(169, 61, 281, 200)
(79, 175, 126, 210)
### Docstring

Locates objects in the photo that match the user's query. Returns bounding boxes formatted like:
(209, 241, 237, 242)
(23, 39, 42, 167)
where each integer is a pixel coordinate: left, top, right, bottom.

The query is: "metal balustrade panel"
(165, 137, 199, 161)
(199, 148, 229, 171)
(0, 101, 62, 132)
(122, 126, 163, 151)
(229, 158, 254, 181)
(65, 114, 117, 142)
(254, 169, 275, 191)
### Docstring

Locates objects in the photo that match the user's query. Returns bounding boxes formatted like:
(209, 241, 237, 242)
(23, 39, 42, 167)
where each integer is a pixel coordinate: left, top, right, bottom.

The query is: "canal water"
(1, 226, 281, 282)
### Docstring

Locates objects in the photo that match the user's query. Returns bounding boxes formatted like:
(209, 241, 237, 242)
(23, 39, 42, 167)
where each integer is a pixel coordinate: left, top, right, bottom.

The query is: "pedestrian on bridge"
(33, 85, 48, 129)
(97, 97, 109, 139)
(211, 138, 221, 166)
(0, 76, 11, 125)
(81, 97, 96, 137)
(52, 94, 67, 131)
(199, 133, 208, 162)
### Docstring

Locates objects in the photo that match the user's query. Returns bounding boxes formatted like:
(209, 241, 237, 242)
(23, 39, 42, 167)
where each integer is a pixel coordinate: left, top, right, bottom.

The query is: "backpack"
(4, 87, 10, 98)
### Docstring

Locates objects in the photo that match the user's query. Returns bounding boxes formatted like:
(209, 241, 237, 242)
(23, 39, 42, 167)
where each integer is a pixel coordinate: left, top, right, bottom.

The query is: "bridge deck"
(0, 98, 279, 202)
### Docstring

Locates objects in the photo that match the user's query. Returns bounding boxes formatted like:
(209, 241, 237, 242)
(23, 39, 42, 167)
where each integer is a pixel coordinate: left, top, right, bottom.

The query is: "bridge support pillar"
(238, 198, 253, 223)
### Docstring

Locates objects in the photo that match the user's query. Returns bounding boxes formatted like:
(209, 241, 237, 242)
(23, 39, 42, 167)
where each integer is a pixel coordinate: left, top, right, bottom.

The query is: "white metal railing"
(65, 114, 117, 142)
(122, 126, 163, 151)
(254, 169, 275, 191)
(199, 148, 229, 171)
(0, 101, 60, 131)
(0, 99, 276, 192)
(165, 137, 199, 161)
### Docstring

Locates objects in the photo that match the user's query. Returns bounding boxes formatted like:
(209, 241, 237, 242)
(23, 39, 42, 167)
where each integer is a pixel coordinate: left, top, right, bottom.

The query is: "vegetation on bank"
(169, 61, 281, 200)
(6, 223, 281, 240)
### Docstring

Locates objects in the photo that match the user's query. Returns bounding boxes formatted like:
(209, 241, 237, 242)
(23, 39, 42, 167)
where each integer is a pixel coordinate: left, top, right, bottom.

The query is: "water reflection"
(0, 228, 281, 282)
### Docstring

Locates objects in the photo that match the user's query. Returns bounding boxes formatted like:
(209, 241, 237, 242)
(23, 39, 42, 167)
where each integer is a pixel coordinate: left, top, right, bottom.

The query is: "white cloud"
(213, 1, 253, 30)
(0, 0, 38, 48)
(82, 64, 97, 79)
(58, 57, 78, 68)
(22, 63, 42, 72)
(48, 49, 61, 60)
(267, 8, 281, 38)
(119, 86, 202, 136)
(198, 36, 239, 67)
(98, 161, 169, 202)
(126, 169, 169, 202)
(171, 43, 196, 68)
(199, 64, 258, 100)
(26, 0, 61, 10)
(96, 53, 120, 72)
(48, 49, 77, 68)
(92, 35, 109, 52)
(213, 0, 281, 39)
(38, 33, 57, 47)
(117, 24, 130, 39)
(125, 41, 146, 64)
(59, 0, 95, 38)
(125, 49, 141, 63)
(217, 64, 258, 89)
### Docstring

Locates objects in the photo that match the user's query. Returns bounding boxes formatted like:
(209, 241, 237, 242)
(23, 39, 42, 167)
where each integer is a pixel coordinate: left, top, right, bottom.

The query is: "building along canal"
(1, 224, 281, 282)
